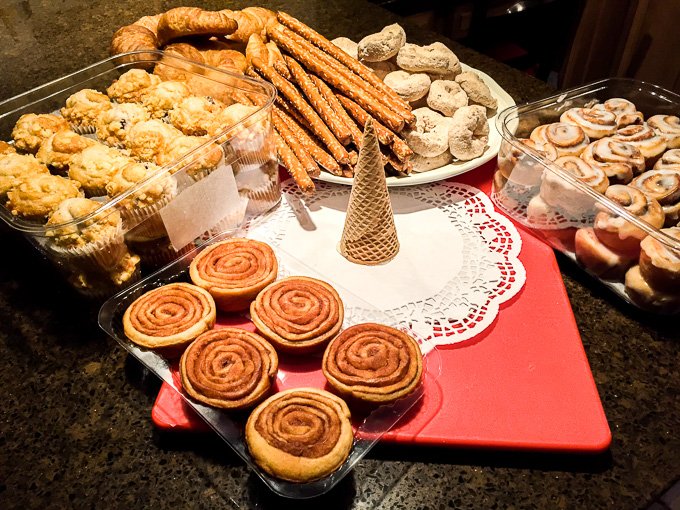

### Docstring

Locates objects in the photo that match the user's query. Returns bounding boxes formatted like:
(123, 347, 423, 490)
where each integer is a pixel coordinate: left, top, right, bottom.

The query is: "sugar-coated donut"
(383, 70, 431, 102)
(411, 150, 453, 173)
(455, 72, 497, 111)
(357, 24, 406, 62)
(426, 80, 468, 117)
(402, 107, 452, 157)
(397, 42, 461, 78)
(448, 105, 489, 161)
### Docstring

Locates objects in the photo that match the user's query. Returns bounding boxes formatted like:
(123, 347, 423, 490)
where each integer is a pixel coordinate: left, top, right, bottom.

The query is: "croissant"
(246, 33, 270, 65)
(243, 7, 278, 29)
(221, 9, 264, 43)
(153, 42, 204, 81)
(157, 7, 238, 46)
(133, 14, 162, 35)
(110, 24, 159, 55)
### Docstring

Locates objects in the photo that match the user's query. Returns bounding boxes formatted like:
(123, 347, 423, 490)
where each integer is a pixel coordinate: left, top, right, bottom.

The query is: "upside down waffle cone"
(339, 119, 399, 265)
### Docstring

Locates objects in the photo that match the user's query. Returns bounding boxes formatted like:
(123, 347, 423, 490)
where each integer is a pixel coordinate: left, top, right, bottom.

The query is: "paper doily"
(248, 180, 526, 349)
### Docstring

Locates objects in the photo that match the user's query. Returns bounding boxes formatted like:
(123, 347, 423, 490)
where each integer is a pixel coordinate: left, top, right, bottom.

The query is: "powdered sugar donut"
(427, 80, 468, 117)
(357, 24, 406, 62)
(364, 59, 398, 80)
(384, 71, 431, 102)
(411, 150, 453, 173)
(455, 72, 497, 110)
(397, 42, 461, 78)
(331, 37, 358, 60)
(448, 105, 489, 161)
(401, 107, 452, 157)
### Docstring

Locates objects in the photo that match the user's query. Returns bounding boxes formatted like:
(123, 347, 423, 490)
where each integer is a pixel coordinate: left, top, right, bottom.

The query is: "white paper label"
(159, 165, 247, 250)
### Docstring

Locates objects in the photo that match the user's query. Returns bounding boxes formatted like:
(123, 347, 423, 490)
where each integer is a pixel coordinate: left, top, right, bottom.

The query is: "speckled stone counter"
(1, 1, 678, 509)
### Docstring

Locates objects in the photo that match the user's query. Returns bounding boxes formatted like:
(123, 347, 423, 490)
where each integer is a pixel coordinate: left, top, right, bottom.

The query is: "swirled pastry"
(322, 323, 423, 404)
(648, 115, 680, 149)
(540, 156, 609, 216)
(580, 138, 644, 185)
(560, 107, 617, 140)
(245, 387, 353, 482)
(631, 169, 680, 226)
(497, 138, 558, 187)
(123, 282, 216, 349)
(574, 227, 634, 279)
(189, 238, 278, 312)
(639, 227, 680, 293)
(593, 98, 643, 128)
(625, 265, 680, 313)
(654, 149, 680, 170)
(594, 185, 664, 254)
(180, 328, 278, 410)
(250, 276, 344, 353)
(530, 122, 590, 157)
(612, 123, 667, 162)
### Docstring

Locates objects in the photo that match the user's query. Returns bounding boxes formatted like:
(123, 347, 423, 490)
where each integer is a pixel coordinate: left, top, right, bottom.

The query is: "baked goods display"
(494, 90, 680, 312)
(322, 323, 423, 404)
(245, 388, 354, 482)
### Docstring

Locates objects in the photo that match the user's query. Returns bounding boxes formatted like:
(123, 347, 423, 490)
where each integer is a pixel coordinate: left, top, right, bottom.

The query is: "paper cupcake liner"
(243, 177, 281, 216)
(120, 178, 177, 234)
(69, 124, 96, 135)
(128, 236, 194, 270)
(67, 265, 141, 301)
(49, 225, 128, 272)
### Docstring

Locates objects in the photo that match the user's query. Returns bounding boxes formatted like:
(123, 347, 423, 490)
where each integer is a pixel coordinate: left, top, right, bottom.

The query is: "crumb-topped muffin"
(6, 174, 82, 219)
(156, 135, 223, 178)
(140, 81, 192, 119)
(12, 113, 70, 153)
(207, 103, 259, 137)
(60, 89, 112, 133)
(168, 96, 225, 136)
(106, 69, 161, 103)
(0, 153, 51, 199)
(68, 143, 132, 197)
(0, 141, 16, 156)
(125, 119, 182, 162)
(95, 103, 150, 147)
(36, 130, 97, 175)
(106, 161, 176, 211)
(46, 197, 127, 270)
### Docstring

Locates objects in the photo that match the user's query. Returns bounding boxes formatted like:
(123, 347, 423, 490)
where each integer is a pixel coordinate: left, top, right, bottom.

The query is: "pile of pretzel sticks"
(246, 12, 415, 192)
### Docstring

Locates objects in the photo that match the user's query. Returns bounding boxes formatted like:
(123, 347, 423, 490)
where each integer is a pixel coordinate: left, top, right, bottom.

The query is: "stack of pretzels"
(110, 7, 415, 193)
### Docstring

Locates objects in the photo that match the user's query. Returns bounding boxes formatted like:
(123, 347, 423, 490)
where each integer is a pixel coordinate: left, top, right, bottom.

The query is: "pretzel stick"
(251, 57, 349, 164)
(273, 109, 320, 177)
(310, 75, 363, 147)
(275, 96, 311, 129)
(336, 94, 413, 162)
(277, 11, 415, 124)
(382, 148, 413, 175)
(268, 24, 404, 132)
(273, 57, 291, 80)
(275, 106, 343, 175)
(274, 129, 315, 193)
(284, 56, 351, 145)
(336, 94, 393, 145)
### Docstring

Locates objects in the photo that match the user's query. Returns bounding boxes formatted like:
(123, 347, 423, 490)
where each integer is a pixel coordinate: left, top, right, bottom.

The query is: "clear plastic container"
(98, 230, 441, 499)
(0, 50, 279, 299)
(493, 78, 680, 313)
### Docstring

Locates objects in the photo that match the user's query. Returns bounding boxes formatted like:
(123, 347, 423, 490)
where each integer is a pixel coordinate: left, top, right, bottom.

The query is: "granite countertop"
(1, 1, 678, 509)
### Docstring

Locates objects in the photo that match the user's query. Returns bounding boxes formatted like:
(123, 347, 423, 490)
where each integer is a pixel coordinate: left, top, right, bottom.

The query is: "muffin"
(125, 229, 193, 270)
(207, 103, 259, 138)
(106, 69, 161, 103)
(68, 143, 132, 197)
(168, 96, 225, 136)
(6, 174, 82, 220)
(108, 251, 142, 287)
(11, 113, 70, 153)
(106, 161, 176, 233)
(125, 119, 182, 162)
(36, 130, 97, 175)
(140, 80, 192, 119)
(156, 135, 223, 179)
(0, 141, 16, 156)
(95, 103, 150, 147)
(46, 197, 127, 270)
(0, 153, 51, 200)
(60, 89, 112, 133)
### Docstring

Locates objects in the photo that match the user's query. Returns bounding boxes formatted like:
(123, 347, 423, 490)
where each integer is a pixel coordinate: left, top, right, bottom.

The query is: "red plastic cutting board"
(151, 161, 612, 452)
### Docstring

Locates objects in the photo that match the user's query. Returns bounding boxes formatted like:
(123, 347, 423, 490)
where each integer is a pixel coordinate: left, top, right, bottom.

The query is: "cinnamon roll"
(189, 238, 278, 312)
(654, 149, 680, 170)
(574, 227, 634, 279)
(612, 123, 667, 164)
(560, 107, 618, 140)
(245, 387, 353, 482)
(580, 138, 644, 185)
(594, 185, 664, 255)
(631, 169, 680, 226)
(593, 98, 643, 128)
(639, 227, 680, 293)
(250, 276, 344, 353)
(648, 115, 680, 149)
(530, 122, 590, 158)
(179, 328, 278, 410)
(540, 156, 609, 217)
(322, 323, 423, 404)
(123, 282, 216, 349)
(625, 265, 680, 313)
(497, 138, 558, 187)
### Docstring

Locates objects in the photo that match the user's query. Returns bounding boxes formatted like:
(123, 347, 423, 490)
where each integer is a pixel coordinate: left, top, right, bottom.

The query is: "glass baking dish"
(493, 78, 680, 313)
(98, 230, 442, 499)
(0, 50, 279, 299)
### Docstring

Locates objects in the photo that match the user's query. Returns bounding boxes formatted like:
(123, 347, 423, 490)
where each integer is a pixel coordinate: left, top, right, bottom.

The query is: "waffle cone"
(339, 120, 400, 265)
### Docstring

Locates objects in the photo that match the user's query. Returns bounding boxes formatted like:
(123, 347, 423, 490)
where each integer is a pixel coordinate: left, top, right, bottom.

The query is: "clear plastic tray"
(0, 50, 279, 299)
(493, 78, 680, 313)
(98, 230, 442, 499)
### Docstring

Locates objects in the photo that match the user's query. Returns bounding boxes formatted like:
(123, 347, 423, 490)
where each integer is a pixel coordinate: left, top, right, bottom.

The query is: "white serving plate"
(317, 63, 516, 187)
